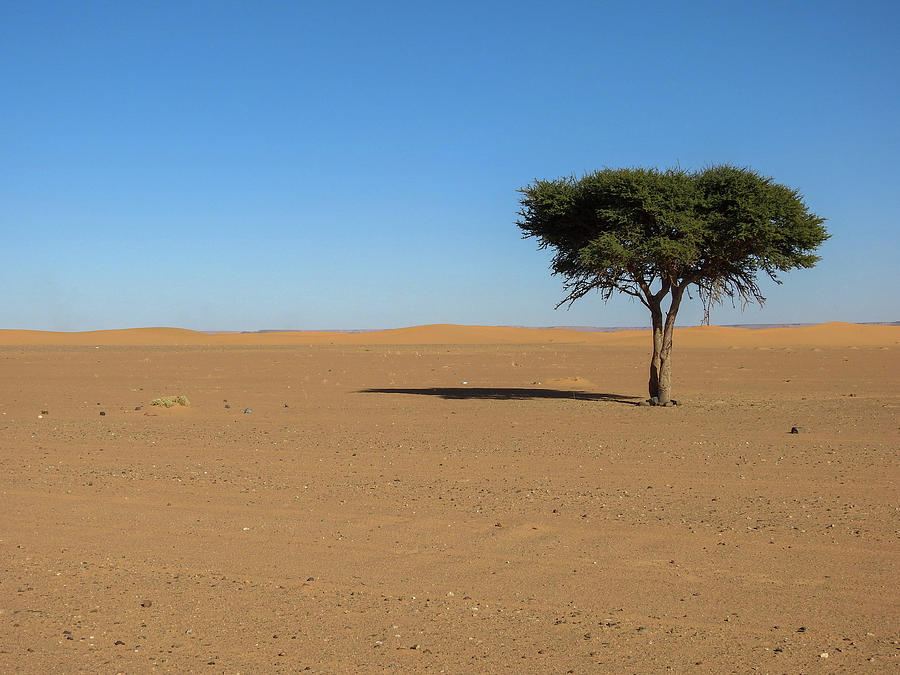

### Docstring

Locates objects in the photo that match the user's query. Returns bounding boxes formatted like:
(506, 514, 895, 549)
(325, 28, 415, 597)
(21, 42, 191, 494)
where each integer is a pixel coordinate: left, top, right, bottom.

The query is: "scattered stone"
(460, 381, 468, 385)
(283, 403, 289, 408)
(134, 406, 142, 411)
(664, 401, 675, 407)
(41, 410, 49, 415)
(638, 400, 650, 407)
(243, 408, 253, 414)
(114, 640, 125, 646)
(224, 404, 231, 409)
(820, 652, 829, 659)
(650, 396, 659, 405)
(140, 600, 152, 607)
(790, 427, 801, 434)
(99, 411, 106, 416)
(306, 577, 315, 582)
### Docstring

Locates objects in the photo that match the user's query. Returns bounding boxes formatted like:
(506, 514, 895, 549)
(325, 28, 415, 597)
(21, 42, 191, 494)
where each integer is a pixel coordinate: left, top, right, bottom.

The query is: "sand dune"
(1, 321, 897, 347)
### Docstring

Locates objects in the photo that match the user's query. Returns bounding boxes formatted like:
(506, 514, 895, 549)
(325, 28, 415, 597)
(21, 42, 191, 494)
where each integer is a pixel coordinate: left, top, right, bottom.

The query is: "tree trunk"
(656, 286, 685, 405)
(648, 301, 663, 400)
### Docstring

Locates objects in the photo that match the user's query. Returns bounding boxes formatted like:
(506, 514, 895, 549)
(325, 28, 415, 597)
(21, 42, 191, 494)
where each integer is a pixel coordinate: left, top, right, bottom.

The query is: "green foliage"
(150, 395, 190, 408)
(517, 165, 828, 311)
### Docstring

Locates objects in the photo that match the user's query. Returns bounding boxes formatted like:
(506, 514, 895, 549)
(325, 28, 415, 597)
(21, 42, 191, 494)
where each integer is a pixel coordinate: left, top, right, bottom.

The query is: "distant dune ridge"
(1, 322, 898, 347)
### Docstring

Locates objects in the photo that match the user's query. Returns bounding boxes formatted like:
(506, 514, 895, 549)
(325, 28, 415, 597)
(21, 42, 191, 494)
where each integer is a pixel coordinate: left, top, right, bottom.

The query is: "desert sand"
(1, 323, 897, 672)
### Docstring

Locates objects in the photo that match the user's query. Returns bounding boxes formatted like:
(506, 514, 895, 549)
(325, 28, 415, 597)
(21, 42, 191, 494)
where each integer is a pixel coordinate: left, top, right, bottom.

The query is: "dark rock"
(99, 411, 106, 416)
(41, 410, 49, 415)
(306, 577, 315, 582)
(243, 408, 253, 414)
(114, 640, 125, 646)
(790, 427, 801, 434)
(224, 404, 231, 409)
(140, 600, 152, 607)
(134, 406, 142, 411)
(650, 396, 659, 405)
(671, 399, 679, 406)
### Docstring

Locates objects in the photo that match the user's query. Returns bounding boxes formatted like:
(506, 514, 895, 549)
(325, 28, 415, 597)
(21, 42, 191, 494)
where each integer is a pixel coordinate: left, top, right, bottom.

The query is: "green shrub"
(150, 395, 190, 408)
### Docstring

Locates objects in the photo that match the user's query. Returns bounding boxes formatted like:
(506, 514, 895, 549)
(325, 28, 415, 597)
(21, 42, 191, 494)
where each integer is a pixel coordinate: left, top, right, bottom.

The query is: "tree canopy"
(517, 165, 828, 403)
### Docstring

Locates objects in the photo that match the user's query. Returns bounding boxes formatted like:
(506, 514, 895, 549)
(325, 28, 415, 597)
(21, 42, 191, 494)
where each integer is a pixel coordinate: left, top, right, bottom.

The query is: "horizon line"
(3, 320, 898, 335)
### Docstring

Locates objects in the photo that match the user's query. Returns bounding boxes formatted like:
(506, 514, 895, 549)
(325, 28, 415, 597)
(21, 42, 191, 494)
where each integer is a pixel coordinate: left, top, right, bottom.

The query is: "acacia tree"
(517, 165, 828, 405)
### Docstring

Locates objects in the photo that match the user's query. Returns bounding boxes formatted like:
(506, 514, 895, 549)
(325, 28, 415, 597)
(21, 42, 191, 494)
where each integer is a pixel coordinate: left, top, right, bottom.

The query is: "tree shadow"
(358, 387, 641, 404)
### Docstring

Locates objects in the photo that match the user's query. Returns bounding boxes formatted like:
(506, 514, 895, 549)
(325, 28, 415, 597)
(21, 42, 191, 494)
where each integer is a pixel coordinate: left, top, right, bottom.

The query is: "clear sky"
(2, 0, 898, 331)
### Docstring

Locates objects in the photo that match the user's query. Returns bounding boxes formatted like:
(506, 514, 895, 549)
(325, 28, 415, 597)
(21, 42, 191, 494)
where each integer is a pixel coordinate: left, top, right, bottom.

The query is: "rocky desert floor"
(0, 325, 898, 673)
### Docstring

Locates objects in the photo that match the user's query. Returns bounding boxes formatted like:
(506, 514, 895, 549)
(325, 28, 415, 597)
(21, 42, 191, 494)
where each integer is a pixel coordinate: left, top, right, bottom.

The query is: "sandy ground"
(0, 324, 897, 673)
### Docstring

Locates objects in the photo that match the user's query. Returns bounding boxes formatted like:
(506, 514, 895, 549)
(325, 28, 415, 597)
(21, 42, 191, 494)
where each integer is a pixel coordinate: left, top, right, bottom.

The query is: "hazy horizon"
(3, 319, 899, 335)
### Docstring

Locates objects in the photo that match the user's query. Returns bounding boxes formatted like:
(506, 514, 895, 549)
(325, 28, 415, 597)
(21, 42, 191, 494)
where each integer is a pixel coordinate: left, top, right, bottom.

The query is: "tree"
(517, 165, 828, 405)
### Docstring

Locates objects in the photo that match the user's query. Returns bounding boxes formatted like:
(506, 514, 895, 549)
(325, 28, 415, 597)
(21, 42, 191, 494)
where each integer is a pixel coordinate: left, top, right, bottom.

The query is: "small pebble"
(243, 408, 253, 414)
(99, 411, 106, 416)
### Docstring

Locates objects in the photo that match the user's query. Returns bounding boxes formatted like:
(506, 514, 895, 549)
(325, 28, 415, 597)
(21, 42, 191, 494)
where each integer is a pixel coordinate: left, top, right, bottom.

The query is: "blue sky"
(2, 0, 898, 331)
